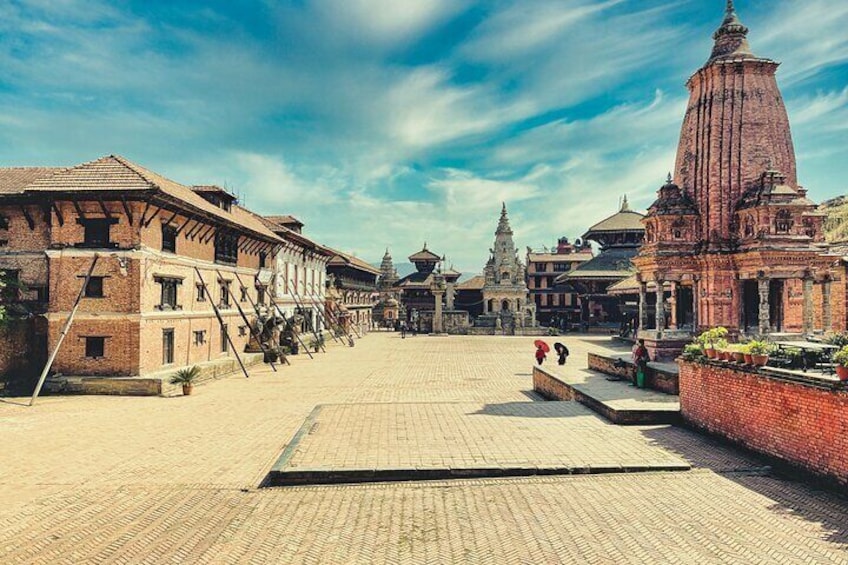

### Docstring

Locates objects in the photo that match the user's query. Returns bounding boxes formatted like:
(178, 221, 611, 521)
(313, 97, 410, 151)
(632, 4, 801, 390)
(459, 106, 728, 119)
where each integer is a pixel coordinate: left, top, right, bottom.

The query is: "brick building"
(325, 248, 380, 336)
(633, 2, 837, 359)
(526, 237, 593, 328)
(0, 155, 282, 388)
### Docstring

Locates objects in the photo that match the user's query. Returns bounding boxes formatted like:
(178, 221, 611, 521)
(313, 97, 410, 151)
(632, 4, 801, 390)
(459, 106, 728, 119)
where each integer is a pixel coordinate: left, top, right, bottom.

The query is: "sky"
(1, 0, 847, 274)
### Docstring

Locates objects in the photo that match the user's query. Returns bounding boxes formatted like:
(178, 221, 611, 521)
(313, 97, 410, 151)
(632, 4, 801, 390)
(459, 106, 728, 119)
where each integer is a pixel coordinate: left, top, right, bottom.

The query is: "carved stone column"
(823, 278, 832, 332)
(669, 282, 678, 330)
(802, 276, 814, 335)
(758, 278, 770, 336)
(638, 278, 648, 332)
(655, 277, 665, 337)
(446, 281, 455, 311)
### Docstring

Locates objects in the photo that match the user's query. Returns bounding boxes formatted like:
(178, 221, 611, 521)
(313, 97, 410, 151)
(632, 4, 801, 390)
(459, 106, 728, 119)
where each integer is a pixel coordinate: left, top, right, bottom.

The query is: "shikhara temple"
(633, 0, 839, 360)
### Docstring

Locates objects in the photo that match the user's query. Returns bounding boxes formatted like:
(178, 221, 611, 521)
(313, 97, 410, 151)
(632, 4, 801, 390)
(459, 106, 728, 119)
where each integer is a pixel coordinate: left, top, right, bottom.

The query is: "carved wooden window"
(0, 216, 9, 230)
(744, 215, 755, 237)
(672, 218, 686, 240)
(162, 329, 175, 364)
(84, 276, 105, 298)
(645, 224, 655, 243)
(85, 336, 106, 358)
(774, 210, 793, 234)
(803, 218, 816, 238)
(161, 224, 177, 253)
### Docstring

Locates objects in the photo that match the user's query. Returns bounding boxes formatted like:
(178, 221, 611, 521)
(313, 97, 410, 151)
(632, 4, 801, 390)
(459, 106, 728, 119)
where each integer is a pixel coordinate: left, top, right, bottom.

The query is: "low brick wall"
(679, 361, 848, 487)
(532, 366, 575, 401)
(588, 353, 679, 395)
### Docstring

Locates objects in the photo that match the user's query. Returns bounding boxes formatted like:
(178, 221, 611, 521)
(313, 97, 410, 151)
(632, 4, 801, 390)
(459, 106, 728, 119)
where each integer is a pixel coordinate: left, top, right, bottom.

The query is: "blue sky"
(1, 0, 846, 273)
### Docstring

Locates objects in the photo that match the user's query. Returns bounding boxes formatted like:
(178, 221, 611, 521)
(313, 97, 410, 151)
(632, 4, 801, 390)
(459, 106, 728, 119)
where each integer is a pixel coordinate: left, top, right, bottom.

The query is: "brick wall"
(532, 366, 575, 401)
(588, 353, 679, 395)
(679, 361, 848, 486)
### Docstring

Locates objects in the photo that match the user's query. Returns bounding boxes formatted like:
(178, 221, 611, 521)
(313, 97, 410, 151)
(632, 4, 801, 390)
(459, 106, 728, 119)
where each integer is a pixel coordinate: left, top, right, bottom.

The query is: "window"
(0, 269, 20, 302)
(33, 285, 49, 303)
(535, 263, 548, 272)
(240, 287, 248, 303)
(0, 215, 8, 230)
(85, 336, 105, 358)
(78, 218, 117, 248)
(257, 286, 266, 305)
(214, 231, 239, 265)
(84, 276, 104, 298)
(775, 210, 793, 234)
(155, 277, 182, 310)
(0, 240, 7, 248)
(259, 251, 267, 269)
(221, 324, 229, 353)
(162, 329, 175, 364)
(553, 262, 571, 272)
(162, 224, 177, 253)
(239, 325, 248, 337)
(193, 330, 206, 345)
(196, 283, 206, 302)
(219, 280, 231, 308)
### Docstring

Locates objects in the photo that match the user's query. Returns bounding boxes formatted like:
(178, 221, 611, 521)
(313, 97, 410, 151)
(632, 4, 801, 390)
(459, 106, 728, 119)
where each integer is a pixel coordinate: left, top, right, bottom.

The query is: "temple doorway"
(676, 287, 694, 329)
(769, 280, 784, 332)
(743, 280, 759, 333)
(501, 300, 510, 312)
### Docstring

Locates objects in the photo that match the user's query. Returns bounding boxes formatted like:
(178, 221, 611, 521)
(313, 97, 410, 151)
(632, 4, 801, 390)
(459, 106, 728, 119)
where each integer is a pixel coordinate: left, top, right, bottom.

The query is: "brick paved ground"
(1, 333, 846, 563)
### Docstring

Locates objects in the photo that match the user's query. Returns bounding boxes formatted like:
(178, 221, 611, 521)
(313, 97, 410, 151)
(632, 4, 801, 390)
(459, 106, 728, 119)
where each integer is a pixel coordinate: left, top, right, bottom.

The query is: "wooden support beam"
(52, 203, 64, 226)
(120, 196, 134, 226)
(72, 199, 86, 221)
(197, 224, 215, 243)
(161, 211, 179, 228)
(175, 215, 196, 236)
(142, 206, 162, 228)
(186, 220, 205, 240)
(40, 203, 51, 225)
(20, 205, 35, 230)
(202, 227, 218, 244)
(138, 201, 151, 225)
(97, 197, 113, 219)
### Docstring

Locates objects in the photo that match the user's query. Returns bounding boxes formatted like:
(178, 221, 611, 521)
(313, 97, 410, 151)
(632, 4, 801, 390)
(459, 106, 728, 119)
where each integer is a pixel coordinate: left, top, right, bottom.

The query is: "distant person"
(555, 343, 569, 365)
(400, 322, 407, 339)
(632, 339, 650, 388)
(535, 344, 547, 366)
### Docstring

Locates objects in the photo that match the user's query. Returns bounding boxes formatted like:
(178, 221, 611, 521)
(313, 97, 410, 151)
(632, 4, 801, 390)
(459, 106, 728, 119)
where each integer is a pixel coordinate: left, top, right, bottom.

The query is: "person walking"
(535, 344, 547, 366)
(555, 343, 569, 365)
(400, 321, 407, 339)
(632, 339, 649, 388)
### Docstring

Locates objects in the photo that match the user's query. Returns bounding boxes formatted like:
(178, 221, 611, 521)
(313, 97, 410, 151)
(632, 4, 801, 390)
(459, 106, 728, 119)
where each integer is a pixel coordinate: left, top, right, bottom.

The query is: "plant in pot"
(697, 327, 728, 359)
(832, 345, 848, 381)
(747, 341, 772, 367)
(681, 343, 705, 363)
(714, 338, 731, 361)
(741, 343, 754, 365)
(729, 344, 746, 364)
(169, 365, 201, 395)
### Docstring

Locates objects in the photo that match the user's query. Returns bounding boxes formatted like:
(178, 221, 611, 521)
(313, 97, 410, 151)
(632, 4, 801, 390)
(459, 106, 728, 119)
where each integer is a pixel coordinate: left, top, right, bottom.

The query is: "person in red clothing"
(535, 344, 547, 365)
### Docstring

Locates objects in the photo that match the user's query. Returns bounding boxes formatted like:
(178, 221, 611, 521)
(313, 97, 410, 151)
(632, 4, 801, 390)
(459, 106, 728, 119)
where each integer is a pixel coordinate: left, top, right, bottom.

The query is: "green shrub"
(747, 340, 774, 356)
(681, 343, 705, 362)
(696, 327, 729, 348)
(824, 332, 848, 348)
(833, 345, 848, 367)
(169, 365, 201, 386)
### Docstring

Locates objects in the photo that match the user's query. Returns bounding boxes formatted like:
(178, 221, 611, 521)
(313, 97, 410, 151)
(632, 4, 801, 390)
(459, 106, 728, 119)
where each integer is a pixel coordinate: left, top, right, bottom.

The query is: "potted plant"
(681, 343, 705, 363)
(697, 327, 728, 359)
(832, 345, 848, 381)
(715, 338, 730, 361)
(747, 341, 772, 367)
(729, 344, 746, 364)
(741, 343, 754, 365)
(169, 365, 201, 395)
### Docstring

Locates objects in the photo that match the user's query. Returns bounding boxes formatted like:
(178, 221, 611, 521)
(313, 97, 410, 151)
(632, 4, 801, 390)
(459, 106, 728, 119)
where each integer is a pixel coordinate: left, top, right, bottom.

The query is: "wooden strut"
(288, 280, 326, 353)
(298, 286, 342, 344)
(30, 254, 100, 406)
(120, 197, 133, 226)
(216, 270, 278, 372)
(194, 267, 251, 379)
(232, 271, 290, 366)
(267, 291, 313, 360)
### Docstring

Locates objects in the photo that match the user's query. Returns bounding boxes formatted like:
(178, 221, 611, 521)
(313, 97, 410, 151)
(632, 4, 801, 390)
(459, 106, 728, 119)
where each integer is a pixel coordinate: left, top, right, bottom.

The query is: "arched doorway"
(501, 299, 511, 312)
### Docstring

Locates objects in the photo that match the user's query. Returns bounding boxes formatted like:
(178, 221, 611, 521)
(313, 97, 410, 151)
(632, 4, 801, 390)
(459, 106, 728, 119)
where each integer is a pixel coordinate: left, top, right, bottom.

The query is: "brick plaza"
(1, 334, 847, 563)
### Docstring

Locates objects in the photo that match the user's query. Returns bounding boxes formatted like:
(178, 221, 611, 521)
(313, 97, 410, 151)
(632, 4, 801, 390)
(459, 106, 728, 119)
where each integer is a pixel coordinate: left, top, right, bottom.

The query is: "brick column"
(758, 278, 770, 336)
(802, 276, 814, 335)
(823, 278, 832, 332)
(692, 279, 699, 331)
(638, 279, 648, 332)
(655, 278, 665, 337)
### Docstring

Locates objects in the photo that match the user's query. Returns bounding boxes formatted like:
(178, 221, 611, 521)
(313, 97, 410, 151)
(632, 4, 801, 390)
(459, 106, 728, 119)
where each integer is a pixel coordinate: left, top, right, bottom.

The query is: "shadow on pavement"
(469, 401, 587, 418)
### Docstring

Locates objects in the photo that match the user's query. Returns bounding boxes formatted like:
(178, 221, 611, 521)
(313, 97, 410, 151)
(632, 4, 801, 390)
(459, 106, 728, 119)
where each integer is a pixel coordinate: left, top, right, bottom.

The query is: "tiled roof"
(17, 155, 280, 242)
(584, 209, 645, 236)
(557, 247, 638, 282)
(192, 185, 237, 201)
(456, 275, 485, 291)
(265, 214, 303, 227)
(527, 252, 594, 262)
(256, 214, 331, 256)
(0, 167, 63, 194)
(325, 247, 381, 275)
(409, 248, 441, 261)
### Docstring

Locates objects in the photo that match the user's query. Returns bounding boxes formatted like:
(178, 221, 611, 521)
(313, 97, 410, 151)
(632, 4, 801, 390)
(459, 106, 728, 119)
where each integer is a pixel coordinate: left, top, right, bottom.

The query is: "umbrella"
(554, 342, 567, 355)
(534, 340, 550, 353)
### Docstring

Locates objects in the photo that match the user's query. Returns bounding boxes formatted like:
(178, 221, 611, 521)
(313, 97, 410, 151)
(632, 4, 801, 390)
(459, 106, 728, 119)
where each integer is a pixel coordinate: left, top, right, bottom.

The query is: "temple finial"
(667, 172, 673, 184)
(621, 194, 630, 212)
(726, 0, 734, 13)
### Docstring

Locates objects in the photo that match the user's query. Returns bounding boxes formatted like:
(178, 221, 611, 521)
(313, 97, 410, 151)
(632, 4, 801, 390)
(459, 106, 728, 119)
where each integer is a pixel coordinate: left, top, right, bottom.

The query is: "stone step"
(533, 365, 681, 425)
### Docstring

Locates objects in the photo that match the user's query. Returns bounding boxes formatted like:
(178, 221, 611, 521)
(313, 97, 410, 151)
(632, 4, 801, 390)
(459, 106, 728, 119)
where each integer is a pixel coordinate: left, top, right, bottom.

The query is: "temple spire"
(708, 0, 753, 63)
(620, 195, 631, 212)
(496, 202, 513, 235)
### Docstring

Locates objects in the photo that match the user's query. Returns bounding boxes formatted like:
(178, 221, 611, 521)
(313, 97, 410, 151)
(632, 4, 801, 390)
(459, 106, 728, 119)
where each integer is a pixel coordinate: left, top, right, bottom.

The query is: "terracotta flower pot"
(718, 350, 730, 361)
(752, 354, 769, 367)
(705, 348, 717, 359)
(182, 384, 193, 396)
(744, 353, 753, 365)
(732, 352, 745, 363)
(836, 365, 848, 381)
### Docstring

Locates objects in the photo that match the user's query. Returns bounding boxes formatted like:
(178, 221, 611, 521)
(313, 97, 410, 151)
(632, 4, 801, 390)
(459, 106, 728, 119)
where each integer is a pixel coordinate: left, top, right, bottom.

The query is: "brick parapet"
(588, 353, 679, 395)
(679, 360, 848, 486)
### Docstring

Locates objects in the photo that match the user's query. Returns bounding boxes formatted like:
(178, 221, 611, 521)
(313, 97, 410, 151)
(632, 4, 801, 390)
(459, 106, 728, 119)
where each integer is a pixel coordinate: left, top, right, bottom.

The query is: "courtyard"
(1, 334, 846, 564)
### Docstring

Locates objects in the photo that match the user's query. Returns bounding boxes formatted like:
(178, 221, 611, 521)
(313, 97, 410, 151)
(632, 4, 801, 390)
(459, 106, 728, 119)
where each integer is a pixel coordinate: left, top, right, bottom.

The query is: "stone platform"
(533, 365, 681, 425)
(266, 401, 690, 486)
